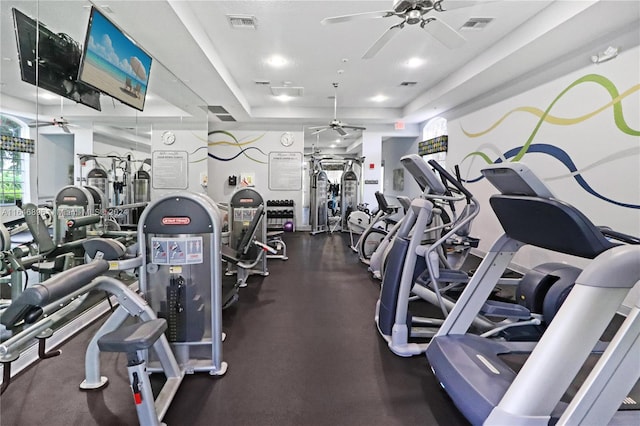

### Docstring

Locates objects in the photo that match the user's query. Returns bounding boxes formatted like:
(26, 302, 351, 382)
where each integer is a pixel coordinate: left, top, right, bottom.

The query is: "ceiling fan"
(308, 83, 366, 137)
(28, 117, 74, 133)
(321, 0, 477, 59)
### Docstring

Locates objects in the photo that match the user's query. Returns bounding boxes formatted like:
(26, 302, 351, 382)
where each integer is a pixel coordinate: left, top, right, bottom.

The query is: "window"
(0, 151, 25, 204)
(421, 117, 447, 169)
(0, 114, 30, 205)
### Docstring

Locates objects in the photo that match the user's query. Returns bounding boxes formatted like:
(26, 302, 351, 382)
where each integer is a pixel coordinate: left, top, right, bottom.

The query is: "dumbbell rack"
(266, 200, 295, 231)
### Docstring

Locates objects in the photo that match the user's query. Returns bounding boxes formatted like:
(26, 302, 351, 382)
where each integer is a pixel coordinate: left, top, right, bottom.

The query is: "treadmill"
(425, 162, 640, 425)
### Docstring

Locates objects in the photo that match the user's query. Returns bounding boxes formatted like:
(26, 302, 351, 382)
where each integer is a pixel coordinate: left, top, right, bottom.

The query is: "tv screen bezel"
(77, 6, 152, 112)
(12, 7, 102, 111)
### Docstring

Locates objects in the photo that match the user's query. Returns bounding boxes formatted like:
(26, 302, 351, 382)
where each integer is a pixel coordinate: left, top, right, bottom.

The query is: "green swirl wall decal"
(461, 74, 639, 163)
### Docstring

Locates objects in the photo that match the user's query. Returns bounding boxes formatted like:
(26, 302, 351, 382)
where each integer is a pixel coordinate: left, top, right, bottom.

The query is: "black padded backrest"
(374, 191, 392, 214)
(238, 205, 264, 255)
(22, 203, 56, 253)
(490, 195, 616, 259)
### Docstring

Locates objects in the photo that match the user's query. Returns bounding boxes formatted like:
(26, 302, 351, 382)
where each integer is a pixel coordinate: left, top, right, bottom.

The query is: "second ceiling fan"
(321, 0, 478, 59)
(308, 83, 366, 137)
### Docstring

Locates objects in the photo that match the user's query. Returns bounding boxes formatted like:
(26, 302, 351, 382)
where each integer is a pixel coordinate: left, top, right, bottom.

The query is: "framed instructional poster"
(152, 150, 189, 189)
(269, 152, 302, 190)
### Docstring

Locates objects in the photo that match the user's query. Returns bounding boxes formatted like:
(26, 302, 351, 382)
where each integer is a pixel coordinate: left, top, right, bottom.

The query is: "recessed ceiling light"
(406, 57, 424, 68)
(372, 95, 388, 103)
(275, 94, 293, 102)
(266, 55, 288, 68)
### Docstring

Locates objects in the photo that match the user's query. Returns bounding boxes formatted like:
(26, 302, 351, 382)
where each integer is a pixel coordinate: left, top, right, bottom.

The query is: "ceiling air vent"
(254, 80, 271, 86)
(227, 15, 257, 30)
(217, 115, 236, 122)
(400, 81, 417, 87)
(460, 17, 494, 31)
(208, 105, 229, 114)
(270, 87, 304, 97)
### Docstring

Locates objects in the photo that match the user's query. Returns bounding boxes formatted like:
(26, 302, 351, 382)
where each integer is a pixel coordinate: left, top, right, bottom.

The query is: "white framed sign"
(269, 151, 302, 190)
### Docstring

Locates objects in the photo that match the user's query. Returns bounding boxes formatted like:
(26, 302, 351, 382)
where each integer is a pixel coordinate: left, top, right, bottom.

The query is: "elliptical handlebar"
(598, 226, 640, 245)
(428, 159, 474, 201)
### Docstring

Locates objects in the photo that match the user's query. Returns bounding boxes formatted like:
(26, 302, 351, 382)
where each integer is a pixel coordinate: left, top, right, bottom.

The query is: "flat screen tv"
(78, 7, 152, 111)
(12, 8, 102, 111)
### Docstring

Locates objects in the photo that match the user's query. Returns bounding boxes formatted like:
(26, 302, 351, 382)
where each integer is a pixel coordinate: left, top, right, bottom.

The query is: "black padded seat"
(98, 319, 167, 353)
(221, 244, 242, 263)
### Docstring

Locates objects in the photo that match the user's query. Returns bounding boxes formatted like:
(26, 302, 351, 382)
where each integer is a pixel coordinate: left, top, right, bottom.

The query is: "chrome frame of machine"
(310, 168, 329, 235)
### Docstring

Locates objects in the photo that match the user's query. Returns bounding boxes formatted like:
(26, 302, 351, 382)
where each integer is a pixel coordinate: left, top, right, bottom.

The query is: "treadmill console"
(400, 154, 447, 195)
(481, 163, 554, 198)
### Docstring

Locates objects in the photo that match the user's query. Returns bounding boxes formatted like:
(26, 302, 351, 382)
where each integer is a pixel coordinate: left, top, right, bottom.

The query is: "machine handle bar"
(427, 159, 473, 200)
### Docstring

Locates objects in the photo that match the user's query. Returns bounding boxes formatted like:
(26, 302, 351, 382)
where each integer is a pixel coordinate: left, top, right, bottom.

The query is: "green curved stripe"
(463, 151, 494, 164)
(461, 76, 640, 147)
(208, 134, 265, 147)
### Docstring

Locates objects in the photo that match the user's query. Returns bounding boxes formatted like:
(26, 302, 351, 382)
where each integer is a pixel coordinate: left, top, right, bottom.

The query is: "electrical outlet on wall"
(200, 172, 208, 187)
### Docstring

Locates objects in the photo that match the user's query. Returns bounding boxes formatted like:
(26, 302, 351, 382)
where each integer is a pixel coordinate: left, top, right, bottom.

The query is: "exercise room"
(0, 1, 639, 425)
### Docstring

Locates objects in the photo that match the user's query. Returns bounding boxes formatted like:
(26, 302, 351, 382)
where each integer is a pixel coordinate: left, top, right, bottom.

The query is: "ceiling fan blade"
(342, 125, 367, 131)
(62, 125, 71, 134)
(363, 23, 403, 59)
(335, 127, 348, 136)
(321, 10, 395, 25)
(28, 121, 50, 128)
(436, 0, 487, 12)
(312, 128, 330, 135)
(423, 17, 465, 49)
(308, 125, 329, 130)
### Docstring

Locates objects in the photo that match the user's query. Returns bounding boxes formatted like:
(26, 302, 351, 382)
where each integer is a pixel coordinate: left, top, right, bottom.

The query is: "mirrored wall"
(0, 0, 207, 341)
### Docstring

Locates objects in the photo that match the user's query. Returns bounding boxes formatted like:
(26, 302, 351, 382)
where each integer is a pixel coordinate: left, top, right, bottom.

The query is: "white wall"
(447, 45, 640, 272)
(207, 129, 304, 228)
(381, 137, 422, 200)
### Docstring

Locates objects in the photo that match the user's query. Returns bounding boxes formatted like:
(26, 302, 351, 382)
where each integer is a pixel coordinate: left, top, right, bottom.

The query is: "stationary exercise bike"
(350, 192, 403, 265)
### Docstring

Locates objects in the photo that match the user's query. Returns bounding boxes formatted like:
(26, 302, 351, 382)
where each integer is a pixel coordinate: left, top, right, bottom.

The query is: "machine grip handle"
(66, 214, 101, 229)
(427, 160, 473, 200)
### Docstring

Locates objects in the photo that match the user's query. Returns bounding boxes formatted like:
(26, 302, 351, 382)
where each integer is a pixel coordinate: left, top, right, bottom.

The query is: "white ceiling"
(1, 1, 639, 149)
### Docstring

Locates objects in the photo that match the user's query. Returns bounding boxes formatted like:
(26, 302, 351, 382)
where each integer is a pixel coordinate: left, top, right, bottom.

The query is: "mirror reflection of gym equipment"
(79, 153, 151, 229)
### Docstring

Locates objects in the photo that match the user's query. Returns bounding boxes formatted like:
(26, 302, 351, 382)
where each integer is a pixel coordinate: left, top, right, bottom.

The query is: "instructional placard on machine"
(233, 207, 257, 224)
(151, 236, 203, 265)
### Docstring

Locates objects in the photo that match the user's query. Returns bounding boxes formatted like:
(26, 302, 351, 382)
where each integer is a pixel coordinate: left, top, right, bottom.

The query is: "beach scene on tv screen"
(79, 10, 151, 110)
